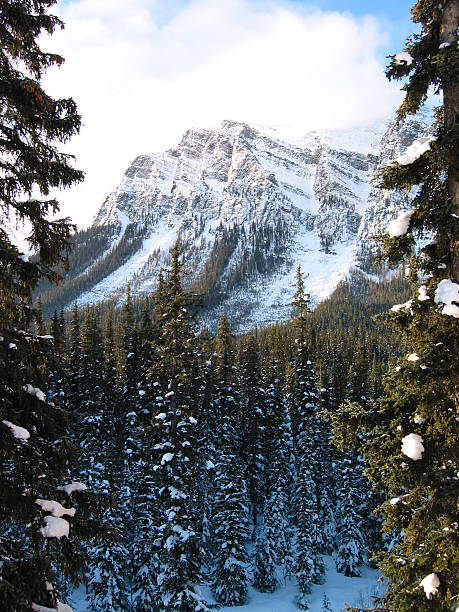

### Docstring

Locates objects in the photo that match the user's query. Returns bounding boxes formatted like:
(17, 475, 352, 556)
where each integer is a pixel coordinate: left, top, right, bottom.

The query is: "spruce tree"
(149, 243, 208, 612)
(0, 2, 97, 609)
(237, 332, 266, 530)
(289, 267, 325, 610)
(254, 333, 293, 592)
(330, 2, 459, 610)
(211, 315, 249, 606)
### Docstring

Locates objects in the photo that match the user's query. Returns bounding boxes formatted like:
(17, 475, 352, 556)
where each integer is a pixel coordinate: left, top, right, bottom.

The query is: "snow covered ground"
(70, 556, 382, 611)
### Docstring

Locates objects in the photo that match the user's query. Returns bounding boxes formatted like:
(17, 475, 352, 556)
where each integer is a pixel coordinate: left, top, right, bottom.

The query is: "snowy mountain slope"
(51, 115, 430, 330)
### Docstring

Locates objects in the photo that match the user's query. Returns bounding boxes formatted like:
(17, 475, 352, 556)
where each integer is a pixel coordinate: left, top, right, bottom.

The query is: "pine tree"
(254, 332, 293, 592)
(78, 307, 105, 489)
(211, 315, 249, 606)
(149, 243, 208, 612)
(289, 267, 325, 610)
(237, 332, 266, 530)
(332, 453, 366, 577)
(329, 3, 459, 610)
(0, 2, 96, 608)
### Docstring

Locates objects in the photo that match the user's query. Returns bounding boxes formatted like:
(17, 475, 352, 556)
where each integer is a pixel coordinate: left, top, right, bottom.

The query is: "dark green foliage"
(211, 315, 249, 606)
(0, 0, 83, 327)
(330, 2, 459, 610)
(0, 2, 105, 608)
(148, 243, 208, 612)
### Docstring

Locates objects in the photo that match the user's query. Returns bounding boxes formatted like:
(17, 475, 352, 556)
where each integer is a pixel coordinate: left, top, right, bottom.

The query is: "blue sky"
(49, 0, 418, 226)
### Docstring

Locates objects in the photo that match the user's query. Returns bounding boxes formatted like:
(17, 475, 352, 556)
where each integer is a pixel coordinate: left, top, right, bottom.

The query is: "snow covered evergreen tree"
(86, 307, 131, 611)
(0, 1, 103, 607)
(254, 331, 293, 591)
(288, 267, 325, 609)
(148, 243, 208, 612)
(237, 332, 267, 530)
(333, 453, 366, 577)
(329, 2, 459, 609)
(211, 315, 249, 606)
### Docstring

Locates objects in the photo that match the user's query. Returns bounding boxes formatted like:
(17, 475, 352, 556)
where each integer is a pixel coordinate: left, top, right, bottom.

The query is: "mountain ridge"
(38, 115, 430, 331)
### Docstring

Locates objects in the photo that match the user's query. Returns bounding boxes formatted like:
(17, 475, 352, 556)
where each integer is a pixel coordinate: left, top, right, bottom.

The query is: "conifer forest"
(0, 1, 458, 612)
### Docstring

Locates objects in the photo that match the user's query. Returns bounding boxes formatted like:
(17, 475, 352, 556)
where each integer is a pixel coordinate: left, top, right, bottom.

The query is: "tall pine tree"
(330, 2, 459, 610)
(0, 1, 100, 608)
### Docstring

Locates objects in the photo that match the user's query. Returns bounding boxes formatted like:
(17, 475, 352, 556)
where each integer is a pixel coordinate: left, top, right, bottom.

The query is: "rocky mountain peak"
(45, 114, 431, 331)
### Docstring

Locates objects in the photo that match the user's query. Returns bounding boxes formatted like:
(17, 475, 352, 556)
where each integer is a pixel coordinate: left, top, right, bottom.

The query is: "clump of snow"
(138, 389, 145, 396)
(391, 299, 413, 313)
(39, 516, 70, 539)
(439, 42, 451, 49)
(395, 51, 413, 65)
(23, 384, 46, 402)
(434, 279, 459, 317)
(2, 420, 30, 441)
(155, 412, 167, 420)
(205, 460, 215, 470)
(387, 210, 414, 237)
(407, 353, 420, 362)
(413, 414, 426, 425)
(395, 136, 435, 165)
(161, 452, 174, 465)
(418, 286, 429, 301)
(390, 498, 401, 506)
(420, 573, 440, 599)
(58, 482, 87, 495)
(9, 342, 17, 349)
(169, 486, 187, 499)
(401, 433, 425, 460)
(35, 499, 76, 518)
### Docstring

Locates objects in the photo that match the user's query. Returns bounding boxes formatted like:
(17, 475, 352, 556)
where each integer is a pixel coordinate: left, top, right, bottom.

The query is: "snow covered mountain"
(50, 114, 430, 330)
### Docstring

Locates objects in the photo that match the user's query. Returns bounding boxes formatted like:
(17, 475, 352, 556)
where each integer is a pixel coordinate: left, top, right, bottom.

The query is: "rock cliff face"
(67, 115, 430, 330)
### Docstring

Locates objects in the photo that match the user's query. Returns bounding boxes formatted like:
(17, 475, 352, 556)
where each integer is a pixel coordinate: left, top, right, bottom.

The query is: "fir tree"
(333, 453, 366, 577)
(289, 267, 325, 609)
(211, 315, 249, 606)
(330, 2, 459, 609)
(0, 2, 96, 608)
(254, 333, 293, 591)
(149, 243, 208, 612)
(237, 332, 266, 530)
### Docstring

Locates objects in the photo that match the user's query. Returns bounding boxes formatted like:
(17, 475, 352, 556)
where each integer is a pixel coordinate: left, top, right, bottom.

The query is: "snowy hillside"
(44, 114, 430, 329)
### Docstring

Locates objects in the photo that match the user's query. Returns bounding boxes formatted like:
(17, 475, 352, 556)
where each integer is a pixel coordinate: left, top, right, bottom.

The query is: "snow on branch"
(394, 51, 413, 65)
(401, 433, 424, 460)
(58, 482, 87, 495)
(387, 210, 414, 237)
(418, 286, 429, 301)
(391, 299, 413, 314)
(23, 384, 47, 402)
(434, 279, 459, 318)
(395, 136, 435, 165)
(161, 452, 174, 465)
(2, 420, 30, 441)
(35, 499, 76, 518)
(420, 573, 440, 599)
(39, 516, 70, 539)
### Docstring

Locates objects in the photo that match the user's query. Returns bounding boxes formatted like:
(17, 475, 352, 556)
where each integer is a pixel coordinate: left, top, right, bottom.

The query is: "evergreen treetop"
(0, 0, 83, 325)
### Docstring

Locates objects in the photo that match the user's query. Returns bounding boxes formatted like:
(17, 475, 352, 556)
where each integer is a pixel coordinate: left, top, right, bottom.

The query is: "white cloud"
(43, 0, 403, 227)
